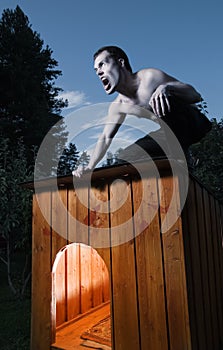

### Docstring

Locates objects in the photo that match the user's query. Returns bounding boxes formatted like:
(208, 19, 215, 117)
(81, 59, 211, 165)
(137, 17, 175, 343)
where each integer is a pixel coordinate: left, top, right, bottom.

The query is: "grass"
(0, 255, 31, 350)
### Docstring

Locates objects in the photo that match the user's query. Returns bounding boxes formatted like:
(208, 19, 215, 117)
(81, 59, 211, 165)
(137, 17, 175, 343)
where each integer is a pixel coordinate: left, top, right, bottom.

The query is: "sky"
(0, 0, 222, 121)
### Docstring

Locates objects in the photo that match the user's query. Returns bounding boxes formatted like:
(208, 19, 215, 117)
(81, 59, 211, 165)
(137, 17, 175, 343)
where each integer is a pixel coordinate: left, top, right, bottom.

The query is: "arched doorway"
(51, 243, 111, 349)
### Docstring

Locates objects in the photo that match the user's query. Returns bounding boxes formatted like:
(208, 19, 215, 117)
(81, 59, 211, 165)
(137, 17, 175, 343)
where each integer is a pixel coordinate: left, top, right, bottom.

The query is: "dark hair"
(93, 46, 132, 73)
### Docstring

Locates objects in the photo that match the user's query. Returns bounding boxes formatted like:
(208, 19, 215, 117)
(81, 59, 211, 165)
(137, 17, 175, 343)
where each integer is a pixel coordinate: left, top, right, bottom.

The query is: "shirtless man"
(73, 46, 202, 177)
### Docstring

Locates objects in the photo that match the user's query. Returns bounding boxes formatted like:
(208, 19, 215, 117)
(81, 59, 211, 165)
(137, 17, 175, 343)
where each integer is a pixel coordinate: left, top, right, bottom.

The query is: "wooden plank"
(91, 248, 103, 307)
(89, 184, 111, 271)
(80, 244, 93, 313)
(183, 180, 207, 349)
(158, 175, 191, 350)
(74, 186, 89, 245)
(31, 191, 52, 350)
(180, 176, 199, 350)
(110, 178, 140, 350)
(133, 177, 168, 350)
(203, 189, 219, 349)
(221, 204, 223, 238)
(215, 202, 223, 269)
(55, 249, 67, 327)
(68, 186, 89, 246)
(51, 303, 110, 350)
(67, 188, 78, 244)
(210, 196, 223, 342)
(51, 188, 68, 332)
(215, 201, 223, 342)
(219, 202, 223, 342)
(66, 243, 81, 320)
(52, 188, 68, 264)
(194, 181, 214, 349)
(88, 184, 111, 314)
(102, 259, 110, 303)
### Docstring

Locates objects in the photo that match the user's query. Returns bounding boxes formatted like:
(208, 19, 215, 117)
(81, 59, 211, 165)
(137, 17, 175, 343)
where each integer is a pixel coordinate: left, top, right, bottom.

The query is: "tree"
(0, 6, 67, 164)
(114, 148, 124, 163)
(0, 137, 32, 298)
(101, 148, 124, 167)
(77, 151, 90, 170)
(190, 118, 223, 203)
(0, 6, 69, 298)
(57, 142, 79, 176)
(105, 151, 114, 166)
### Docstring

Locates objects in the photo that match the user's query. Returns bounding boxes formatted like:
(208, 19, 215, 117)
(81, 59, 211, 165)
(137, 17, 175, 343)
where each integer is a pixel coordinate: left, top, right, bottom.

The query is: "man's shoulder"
(138, 67, 166, 79)
(138, 68, 174, 91)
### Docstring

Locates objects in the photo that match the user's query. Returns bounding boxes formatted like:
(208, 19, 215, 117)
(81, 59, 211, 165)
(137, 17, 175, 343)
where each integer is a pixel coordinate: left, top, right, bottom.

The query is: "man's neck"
(116, 71, 139, 99)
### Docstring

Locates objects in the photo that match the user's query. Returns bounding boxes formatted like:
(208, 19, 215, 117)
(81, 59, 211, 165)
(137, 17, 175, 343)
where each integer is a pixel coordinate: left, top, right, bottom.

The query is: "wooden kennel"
(26, 159, 223, 350)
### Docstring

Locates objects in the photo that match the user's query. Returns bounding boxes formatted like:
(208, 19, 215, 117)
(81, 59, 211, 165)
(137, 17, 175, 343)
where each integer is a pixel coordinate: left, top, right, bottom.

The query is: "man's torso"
(114, 68, 177, 118)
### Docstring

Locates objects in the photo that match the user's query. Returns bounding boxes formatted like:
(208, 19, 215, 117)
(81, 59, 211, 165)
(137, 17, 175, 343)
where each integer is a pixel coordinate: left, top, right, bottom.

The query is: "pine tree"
(77, 151, 90, 170)
(0, 6, 67, 164)
(0, 6, 69, 296)
(57, 143, 80, 176)
(0, 137, 32, 297)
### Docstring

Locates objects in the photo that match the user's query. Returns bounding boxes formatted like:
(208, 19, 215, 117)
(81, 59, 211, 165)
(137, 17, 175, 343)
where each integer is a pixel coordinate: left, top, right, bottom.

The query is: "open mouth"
(101, 77, 111, 91)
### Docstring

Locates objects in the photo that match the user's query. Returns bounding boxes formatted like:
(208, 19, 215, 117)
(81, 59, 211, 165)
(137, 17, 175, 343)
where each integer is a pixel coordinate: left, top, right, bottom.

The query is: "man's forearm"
(87, 136, 112, 170)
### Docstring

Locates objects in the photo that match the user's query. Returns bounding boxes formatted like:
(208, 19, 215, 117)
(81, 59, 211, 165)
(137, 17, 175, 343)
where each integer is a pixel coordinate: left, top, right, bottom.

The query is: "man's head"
(93, 46, 132, 95)
(93, 46, 132, 73)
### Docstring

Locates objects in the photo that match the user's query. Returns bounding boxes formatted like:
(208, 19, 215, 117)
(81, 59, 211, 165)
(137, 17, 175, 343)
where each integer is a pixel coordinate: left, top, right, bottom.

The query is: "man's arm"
(148, 69, 202, 116)
(73, 103, 126, 177)
(87, 114, 125, 170)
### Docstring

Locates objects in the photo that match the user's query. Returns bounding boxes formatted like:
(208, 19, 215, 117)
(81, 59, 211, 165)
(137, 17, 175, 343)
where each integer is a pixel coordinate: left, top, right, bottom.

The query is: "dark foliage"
(0, 6, 68, 165)
(190, 118, 223, 203)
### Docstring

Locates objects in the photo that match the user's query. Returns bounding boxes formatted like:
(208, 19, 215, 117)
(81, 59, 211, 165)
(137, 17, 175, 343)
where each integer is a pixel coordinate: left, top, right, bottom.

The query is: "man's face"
(94, 50, 121, 95)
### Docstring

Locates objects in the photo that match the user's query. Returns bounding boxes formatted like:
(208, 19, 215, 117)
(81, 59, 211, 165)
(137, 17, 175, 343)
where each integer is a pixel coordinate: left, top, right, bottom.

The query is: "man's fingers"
(160, 96, 166, 116)
(149, 94, 160, 116)
(164, 94, 171, 112)
(72, 169, 81, 177)
(150, 94, 171, 116)
(153, 95, 163, 116)
(149, 97, 154, 112)
(160, 94, 171, 116)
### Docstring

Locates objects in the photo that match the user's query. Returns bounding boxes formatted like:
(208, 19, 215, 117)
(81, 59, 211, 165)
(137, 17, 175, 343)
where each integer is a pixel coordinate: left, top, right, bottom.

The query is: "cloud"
(59, 90, 90, 109)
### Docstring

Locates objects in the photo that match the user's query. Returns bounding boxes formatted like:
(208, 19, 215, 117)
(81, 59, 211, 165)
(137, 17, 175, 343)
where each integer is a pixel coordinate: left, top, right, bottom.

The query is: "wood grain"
(110, 178, 140, 350)
(158, 175, 191, 350)
(134, 177, 168, 349)
(31, 191, 52, 349)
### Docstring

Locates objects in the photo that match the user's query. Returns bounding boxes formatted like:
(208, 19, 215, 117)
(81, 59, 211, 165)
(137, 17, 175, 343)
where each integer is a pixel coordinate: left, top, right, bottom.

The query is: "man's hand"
(149, 84, 171, 117)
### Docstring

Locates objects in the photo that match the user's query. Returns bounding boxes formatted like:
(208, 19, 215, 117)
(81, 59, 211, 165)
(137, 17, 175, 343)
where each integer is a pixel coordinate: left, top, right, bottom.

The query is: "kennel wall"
(26, 159, 223, 350)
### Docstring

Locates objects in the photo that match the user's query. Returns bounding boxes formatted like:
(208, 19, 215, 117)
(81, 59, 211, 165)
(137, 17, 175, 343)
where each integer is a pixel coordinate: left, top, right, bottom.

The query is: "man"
(73, 46, 210, 177)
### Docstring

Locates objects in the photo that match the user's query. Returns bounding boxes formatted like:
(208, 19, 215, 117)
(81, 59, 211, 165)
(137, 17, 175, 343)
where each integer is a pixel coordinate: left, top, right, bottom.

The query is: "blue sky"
(0, 0, 222, 122)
